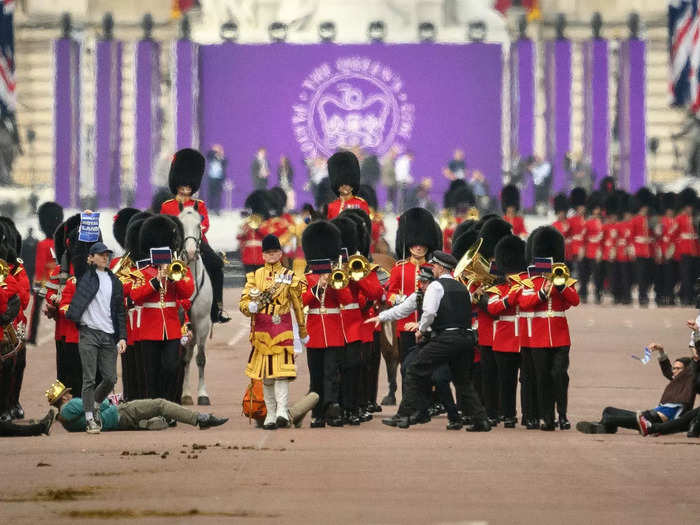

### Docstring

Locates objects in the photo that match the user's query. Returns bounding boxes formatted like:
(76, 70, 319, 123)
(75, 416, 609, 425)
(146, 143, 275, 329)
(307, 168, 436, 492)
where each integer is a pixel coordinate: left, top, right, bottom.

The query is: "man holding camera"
(61, 242, 126, 434)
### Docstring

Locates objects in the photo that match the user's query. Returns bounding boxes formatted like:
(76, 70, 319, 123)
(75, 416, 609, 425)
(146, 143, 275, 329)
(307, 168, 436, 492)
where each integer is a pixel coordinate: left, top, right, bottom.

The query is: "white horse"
(178, 207, 213, 406)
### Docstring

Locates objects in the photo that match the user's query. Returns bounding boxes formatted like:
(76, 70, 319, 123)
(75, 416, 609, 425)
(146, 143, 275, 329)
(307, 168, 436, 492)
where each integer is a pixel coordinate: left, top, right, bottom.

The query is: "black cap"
(88, 242, 113, 255)
(418, 264, 434, 281)
(430, 250, 457, 270)
(262, 234, 282, 252)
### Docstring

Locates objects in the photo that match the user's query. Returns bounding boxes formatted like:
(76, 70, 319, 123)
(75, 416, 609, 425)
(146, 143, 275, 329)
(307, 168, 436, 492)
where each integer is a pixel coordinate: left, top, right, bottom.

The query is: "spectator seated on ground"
(576, 342, 700, 435)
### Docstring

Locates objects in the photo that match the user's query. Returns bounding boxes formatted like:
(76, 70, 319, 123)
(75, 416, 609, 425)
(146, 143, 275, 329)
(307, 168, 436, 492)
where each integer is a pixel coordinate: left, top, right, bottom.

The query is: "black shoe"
(526, 419, 540, 430)
(0, 410, 11, 423)
(408, 411, 431, 425)
(559, 418, 571, 430)
(11, 403, 24, 420)
(461, 415, 473, 426)
(214, 310, 231, 324)
(503, 417, 517, 428)
(575, 421, 606, 434)
(446, 419, 463, 430)
(262, 421, 277, 430)
(344, 411, 360, 426)
(541, 420, 556, 431)
(367, 402, 382, 413)
(276, 416, 291, 428)
(687, 420, 700, 438)
(487, 417, 499, 427)
(382, 415, 408, 428)
(326, 416, 344, 427)
(310, 418, 326, 428)
(466, 419, 492, 432)
(197, 414, 229, 429)
(358, 410, 373, 423)
(381, 394, 396, 406)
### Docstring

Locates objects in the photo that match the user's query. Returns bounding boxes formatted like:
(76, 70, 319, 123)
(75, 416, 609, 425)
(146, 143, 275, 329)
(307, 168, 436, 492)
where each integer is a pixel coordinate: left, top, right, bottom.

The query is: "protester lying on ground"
(576, 342, 700, 435)
(46, 380, 228, 434)
(0, 407, 57, 437)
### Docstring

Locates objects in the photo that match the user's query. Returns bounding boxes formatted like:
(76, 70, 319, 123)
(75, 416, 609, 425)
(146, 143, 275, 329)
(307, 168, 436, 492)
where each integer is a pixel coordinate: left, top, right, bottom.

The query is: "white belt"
(135, 306, 143, 328)
(245, 240, 262, 247)
(588, 234, 602, 242)
(44, 282, 59, 290)
(680, 233, 697, 240)
(308, 308, 341, 314)
(142, 302, 176, 308)
(634, 236, 651, 243)
(521, 311, 566, 319)
(341, 303, 360, 311)
(571, 235, 583, 241)
(496, 315, 518, 337)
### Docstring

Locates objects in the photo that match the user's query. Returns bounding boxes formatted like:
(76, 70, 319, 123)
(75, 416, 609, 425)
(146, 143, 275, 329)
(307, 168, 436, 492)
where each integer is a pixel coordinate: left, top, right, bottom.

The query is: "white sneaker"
(86, 419, 101, 434)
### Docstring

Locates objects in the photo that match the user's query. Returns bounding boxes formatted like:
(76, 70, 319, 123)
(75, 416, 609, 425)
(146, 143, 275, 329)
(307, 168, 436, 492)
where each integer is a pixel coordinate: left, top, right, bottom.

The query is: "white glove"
(301, 335, 310, 345)
(248, 301, 259, 313)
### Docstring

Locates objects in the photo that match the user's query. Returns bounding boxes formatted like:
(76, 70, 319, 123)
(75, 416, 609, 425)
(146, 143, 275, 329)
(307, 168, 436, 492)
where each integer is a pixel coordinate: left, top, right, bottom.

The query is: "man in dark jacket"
(64, 242, 127, 434)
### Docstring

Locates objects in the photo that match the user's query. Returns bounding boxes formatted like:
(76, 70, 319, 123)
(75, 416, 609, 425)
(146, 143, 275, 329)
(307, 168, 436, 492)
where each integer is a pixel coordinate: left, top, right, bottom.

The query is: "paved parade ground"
(2, 289, 700, 524)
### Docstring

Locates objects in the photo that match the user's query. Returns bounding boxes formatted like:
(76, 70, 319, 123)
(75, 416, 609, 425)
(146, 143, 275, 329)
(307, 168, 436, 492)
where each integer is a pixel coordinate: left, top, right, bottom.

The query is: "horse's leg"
(181, 340, 195, 405)
(196, 326, 211, 405)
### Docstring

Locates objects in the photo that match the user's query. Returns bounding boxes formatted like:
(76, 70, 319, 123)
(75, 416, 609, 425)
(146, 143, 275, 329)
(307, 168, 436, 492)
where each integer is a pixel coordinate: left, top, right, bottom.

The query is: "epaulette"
(486, 285, 503, 295)
(163, 198, 175, 204)
(395, 259, 409, 266)
(521, 277, 535, 289)
(565, 277, 578, 287)
(68, 276, 76, 283)
(12, 265, 24, 276)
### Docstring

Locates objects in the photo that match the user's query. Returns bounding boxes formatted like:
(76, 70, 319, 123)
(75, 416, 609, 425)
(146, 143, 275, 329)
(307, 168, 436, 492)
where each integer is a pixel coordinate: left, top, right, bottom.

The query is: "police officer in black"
(381, 251, 490, 431)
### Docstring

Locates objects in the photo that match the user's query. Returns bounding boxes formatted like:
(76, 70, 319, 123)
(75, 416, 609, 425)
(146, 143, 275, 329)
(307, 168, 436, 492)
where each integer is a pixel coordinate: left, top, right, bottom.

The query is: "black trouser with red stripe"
(531, 346, 570, 424)
(141, 339, 180, 403)
(307, 346, 344, 419)
(200, 241, 225, 320)
(479, 345, 499, 420)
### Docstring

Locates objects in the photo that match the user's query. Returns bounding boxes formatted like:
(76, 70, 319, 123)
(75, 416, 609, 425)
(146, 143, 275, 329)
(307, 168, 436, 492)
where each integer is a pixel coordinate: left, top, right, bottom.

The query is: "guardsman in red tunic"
(552, 193, 570, 266)
(238, 189, 274, 272)
(614, 193, 634, 305)
(567, 187, 588, 275)
(483, 234, 530, 428)
(325, 151, 370, 219)
(129, 215, 195, 402)
(630, 188, 656, 306)
(26, 202, 64, 345)
(601, 194, 619, 302)
(658, 192, 679, 305)
(517, 227, 579, 430)
(386, 207, 441, 406)
(0, 261, 21, 422)
(675, 187, 698, 305)
(501, 184, 527, 239)
(579, 191, 604, 303)
(159, 149, 229, 324)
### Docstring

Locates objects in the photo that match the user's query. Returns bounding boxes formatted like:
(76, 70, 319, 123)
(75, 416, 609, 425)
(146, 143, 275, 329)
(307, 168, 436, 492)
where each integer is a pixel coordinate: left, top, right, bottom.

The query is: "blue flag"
(78, 212, 100, 242)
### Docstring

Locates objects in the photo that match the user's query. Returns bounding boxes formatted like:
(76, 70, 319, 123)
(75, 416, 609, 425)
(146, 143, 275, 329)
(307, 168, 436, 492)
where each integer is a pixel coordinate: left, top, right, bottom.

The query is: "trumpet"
(549, 263, 570, 288)
(0, 258, 9, 284)
(330, 256, 349, 290)
(347, 254, 370, 282)
(168, 259, 188, 281)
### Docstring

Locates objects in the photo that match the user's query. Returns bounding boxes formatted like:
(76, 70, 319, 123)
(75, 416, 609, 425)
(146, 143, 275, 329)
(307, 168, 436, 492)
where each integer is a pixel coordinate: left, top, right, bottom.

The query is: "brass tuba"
(112, 252, 133, 283)
(0, 258, 9, 284)
(330, 256, 349, 290)
(168, 259, 187, 281)
(347, 254, 370, 282)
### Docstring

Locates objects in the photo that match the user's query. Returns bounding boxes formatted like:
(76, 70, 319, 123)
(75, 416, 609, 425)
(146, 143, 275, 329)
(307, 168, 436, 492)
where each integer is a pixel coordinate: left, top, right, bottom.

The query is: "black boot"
(466, 419, 492, 432)
(10, 403, 24, 420)
(688, 419, 700, 438)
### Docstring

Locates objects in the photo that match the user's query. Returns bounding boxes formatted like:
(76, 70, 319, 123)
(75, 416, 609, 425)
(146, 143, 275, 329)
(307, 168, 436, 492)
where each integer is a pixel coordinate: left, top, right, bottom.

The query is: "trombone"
(347, 254, 370, 282)
(330, 255, 349, 290)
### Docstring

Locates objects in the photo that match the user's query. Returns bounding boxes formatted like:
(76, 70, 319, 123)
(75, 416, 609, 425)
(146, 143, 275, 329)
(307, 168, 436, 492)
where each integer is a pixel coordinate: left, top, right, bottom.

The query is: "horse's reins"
(182, 234, 206, 304)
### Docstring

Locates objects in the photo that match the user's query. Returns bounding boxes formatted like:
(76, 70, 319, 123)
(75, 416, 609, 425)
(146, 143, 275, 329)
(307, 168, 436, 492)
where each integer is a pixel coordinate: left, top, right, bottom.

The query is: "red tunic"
(9, 264, 31, 328)
(629, 214, 653, 259)
(675, 212, 698, 256)
(129, 266, 195, 341)
(34, 238, 56, 283)
(517, 276, 579, 348)
(467, 281, 493, 347)
(504, 214, 527, 238)
(339, 272, 384, 344)
(567, 214, 586, 260)
(370, 215, 385, 253)
(386, 259, 422, 334)
(601, 221, 617, 262)
(659, 215, 679, 261)
(486, 278, 523, 353)
(44, 266, 79, 344)
(160, 198, 210, 242)
(326, 196, 370, 219)
(302, 274, 350, 348)
(583, 217, 603, 260)
(552, 219, 570, 259)
(356, 269, 385, 344)
(615, 219, 633, 263)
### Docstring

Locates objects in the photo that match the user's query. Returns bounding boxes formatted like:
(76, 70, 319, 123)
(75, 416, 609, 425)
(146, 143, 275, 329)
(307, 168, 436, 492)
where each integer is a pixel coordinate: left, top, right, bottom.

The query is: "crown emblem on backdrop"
(317, 83, 391, 150)
(45, 380, 70, 405)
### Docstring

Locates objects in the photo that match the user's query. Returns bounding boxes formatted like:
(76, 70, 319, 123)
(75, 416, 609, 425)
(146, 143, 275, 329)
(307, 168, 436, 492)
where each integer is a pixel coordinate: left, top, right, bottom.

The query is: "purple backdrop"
(509, 38, 535, 210)
(544, 40, 572, 194)
(94, 40, 122, 209)
(618, 39, 646, 191)
(197, 43, 503, 208)
(582, 39, 610, 186)
(54, 38, 81, 208)
(173, 39, 199, 151)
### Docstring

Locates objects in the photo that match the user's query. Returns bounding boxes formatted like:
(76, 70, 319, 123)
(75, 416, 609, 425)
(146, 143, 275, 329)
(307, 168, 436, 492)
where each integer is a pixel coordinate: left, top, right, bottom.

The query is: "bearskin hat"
(525, 225, 544, 264)
(531, 226, 566, 263)
(450, 186, 476, 212)
(451, 219, 477, 251)
(679, 187, 698, 209)
(357, 184, 378, 211)
(168, 148, 205, 195)
(661, 192, 677, 212)
(553, 193, 569, 214)
(494, 234, 527, 275)
(0, 217, 21, 256)
(478, 217, 513, 260)
(139, 215, 182, 253)
(331, 216, 360, 255)
(38, 202, 64, 239)
(340, 208, 372, 257)
(150, 187, 173, 214)
(395, 207, 442, 257)
(302, 220, 342, 262)
(0, 220, 19, 264)
(587, 190, 603, 213)
(600, 176, 616, 193)
(570, 187, 588, 208)
(634, 187, 655, 210)
(113, 208, 140, 249)
(501, 184, 520, 212)
(244, 189, 272, 220)
(443, 179, 467, 209)
(125, 218, 149, 260)
(53, 213, 82, 264)
(451, 222, 479, 261)
(268, 187, 288, 216)
(328, 151, 361, 196)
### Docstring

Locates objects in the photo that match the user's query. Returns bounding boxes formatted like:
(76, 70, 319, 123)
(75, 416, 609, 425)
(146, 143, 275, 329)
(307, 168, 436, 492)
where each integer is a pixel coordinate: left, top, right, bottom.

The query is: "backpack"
(242, 379, 266, 422)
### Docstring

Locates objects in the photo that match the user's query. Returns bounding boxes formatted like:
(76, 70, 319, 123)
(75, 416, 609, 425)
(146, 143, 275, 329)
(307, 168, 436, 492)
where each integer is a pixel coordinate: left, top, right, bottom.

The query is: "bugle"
(347, 254, 370, 281)
(330, 256, 349, 290)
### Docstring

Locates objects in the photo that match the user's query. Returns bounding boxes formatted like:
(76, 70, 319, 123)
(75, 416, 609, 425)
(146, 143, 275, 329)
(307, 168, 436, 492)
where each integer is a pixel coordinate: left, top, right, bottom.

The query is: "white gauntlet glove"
(302, 335, 310, 345)
(248, 301, 259, 314)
